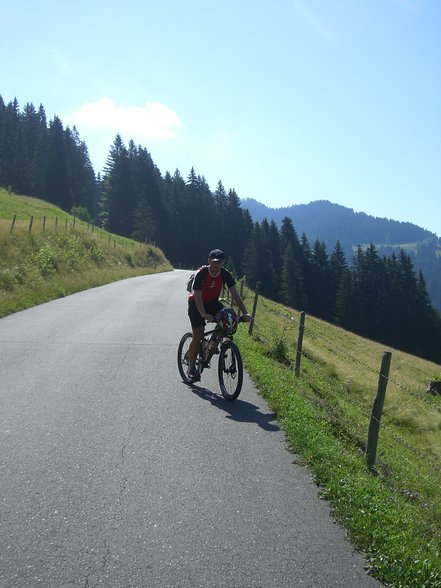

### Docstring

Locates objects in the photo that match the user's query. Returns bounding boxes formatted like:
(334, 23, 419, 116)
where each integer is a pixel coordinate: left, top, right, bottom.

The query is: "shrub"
(265, 335, 291, 365)
(36, 243, 57, 276)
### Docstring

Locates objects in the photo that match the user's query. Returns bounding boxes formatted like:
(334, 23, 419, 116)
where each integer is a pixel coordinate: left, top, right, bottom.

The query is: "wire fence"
(1, 214, 143, 250)
(236, 283, 441, 506)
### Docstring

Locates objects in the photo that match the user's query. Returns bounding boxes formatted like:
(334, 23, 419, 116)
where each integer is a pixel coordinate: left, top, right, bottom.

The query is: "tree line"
(1, 95, 441, 363)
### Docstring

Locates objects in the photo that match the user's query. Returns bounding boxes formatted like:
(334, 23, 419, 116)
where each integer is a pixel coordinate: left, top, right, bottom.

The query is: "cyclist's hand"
(202, 313, 214, 322)
(242, 313, 253, 323)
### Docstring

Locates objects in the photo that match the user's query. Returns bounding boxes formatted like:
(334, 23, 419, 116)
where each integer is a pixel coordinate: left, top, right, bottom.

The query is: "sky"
(1, 0, 440, 236)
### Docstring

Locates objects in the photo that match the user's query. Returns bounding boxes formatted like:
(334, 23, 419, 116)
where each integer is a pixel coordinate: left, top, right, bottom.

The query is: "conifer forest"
(1, 95, 441, 362)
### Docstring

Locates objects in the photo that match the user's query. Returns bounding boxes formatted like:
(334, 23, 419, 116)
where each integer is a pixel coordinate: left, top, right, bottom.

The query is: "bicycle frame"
(198, 311, 246, 370)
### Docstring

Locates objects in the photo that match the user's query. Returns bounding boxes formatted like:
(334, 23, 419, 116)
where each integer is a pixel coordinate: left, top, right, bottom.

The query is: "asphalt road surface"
(0, 270, 381, 587)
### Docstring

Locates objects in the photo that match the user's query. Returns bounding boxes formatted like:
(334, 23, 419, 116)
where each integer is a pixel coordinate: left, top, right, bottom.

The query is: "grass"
(0, 189, 172, 316)
(231, 289, 441, 587)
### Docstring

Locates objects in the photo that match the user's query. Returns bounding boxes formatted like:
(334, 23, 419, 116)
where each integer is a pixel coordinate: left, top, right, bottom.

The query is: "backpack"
(186, 273, 195, 292)
(186, 266, 209, 292)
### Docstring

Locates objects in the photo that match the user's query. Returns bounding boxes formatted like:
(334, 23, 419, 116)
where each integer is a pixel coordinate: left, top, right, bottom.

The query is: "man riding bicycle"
(187, 249, 252, 383)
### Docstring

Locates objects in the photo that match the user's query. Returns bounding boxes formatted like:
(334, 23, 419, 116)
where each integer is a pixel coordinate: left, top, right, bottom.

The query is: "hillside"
(242, 198, 441, 313)
(242, 198, 437, 246)
(0, 189, 172, 316)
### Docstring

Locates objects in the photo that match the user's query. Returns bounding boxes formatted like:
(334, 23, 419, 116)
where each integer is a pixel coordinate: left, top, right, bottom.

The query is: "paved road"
(0, 270, 381, 587)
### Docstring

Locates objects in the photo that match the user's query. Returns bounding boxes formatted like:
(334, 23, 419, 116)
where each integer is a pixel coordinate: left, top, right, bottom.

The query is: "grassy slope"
(0, 189, 172, 316)
(2, 189, 441, 585)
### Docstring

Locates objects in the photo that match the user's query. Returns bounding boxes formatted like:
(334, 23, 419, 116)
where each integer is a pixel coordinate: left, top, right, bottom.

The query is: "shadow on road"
(188, 383, 280, 432)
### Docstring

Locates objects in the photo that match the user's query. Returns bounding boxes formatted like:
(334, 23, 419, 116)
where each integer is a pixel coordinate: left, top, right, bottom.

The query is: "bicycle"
(177, 307, 244, 401)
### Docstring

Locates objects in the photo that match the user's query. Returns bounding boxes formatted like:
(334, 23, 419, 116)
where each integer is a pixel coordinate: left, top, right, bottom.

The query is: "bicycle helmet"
(218, 307, 238, 335)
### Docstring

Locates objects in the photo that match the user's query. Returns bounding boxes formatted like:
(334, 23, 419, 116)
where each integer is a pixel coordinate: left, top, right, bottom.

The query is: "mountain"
(241, 198, 441, 313)
(241, 199, 436, 249)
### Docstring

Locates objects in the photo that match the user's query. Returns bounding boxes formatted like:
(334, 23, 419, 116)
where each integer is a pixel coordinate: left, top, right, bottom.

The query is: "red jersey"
(189, 266, 235, 302)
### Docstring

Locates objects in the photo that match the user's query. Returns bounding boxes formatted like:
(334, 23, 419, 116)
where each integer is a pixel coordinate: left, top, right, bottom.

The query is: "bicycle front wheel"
(177, 332, 193, 384)
(218, 340, 243, 400)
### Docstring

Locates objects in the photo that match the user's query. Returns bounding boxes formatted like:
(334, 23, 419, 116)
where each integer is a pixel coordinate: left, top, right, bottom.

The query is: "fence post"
(73, 216, 76, 228)
(28, 216, 34, 233)
(295, 311, 306, 377)
(366, 351, 392, 469)
(10, 214, 16, 233)
(248, 281, 260, 335)
(43, 216, 46, 231)
(55, 217, 58, 232)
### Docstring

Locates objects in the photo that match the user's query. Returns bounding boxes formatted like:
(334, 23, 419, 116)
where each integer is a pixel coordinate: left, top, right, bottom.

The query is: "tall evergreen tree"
(102, 134, 131, 235)
(309, 240, 333, 320)
(29, 104, 48, 199)
(280, 243, 307, 309)
(64, 126, 97, 215)
(45, 116, 73, 210)
(0, 98, 20, 190)
(329, 240, 348, 321)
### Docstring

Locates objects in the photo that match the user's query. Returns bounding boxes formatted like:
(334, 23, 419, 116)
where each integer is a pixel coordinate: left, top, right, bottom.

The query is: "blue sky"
(1, 0, 440, 235)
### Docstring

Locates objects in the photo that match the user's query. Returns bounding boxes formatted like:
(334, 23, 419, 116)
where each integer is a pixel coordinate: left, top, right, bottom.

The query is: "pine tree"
(102, 134, 131, 235)
(280, 243, 307, 309)
(309, 240, 332, 319)
(329, 240, 348, 321)
(0, 98, 20, 190)
(64, 126, 97, 216)
(132, 197, 156, 242)
(45, 116, 73, 210)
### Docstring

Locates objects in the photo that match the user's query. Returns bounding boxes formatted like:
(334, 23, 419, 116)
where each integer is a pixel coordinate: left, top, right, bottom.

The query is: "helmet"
(218, 307, 237, 335)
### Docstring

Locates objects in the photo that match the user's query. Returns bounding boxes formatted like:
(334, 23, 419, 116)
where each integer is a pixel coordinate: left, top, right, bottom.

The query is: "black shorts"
(188, 298, 224, 329)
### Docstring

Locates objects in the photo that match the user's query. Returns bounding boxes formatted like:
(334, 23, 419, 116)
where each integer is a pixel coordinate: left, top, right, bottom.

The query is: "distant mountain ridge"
(241, 198, 441, 314)
(241, 198, 437, 251)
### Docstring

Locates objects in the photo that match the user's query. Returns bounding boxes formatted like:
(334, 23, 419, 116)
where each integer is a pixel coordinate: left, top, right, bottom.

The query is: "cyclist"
(187, 248, 252, 382)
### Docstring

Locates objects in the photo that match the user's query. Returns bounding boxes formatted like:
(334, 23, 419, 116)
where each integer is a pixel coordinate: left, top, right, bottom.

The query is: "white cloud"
(68, 98, 183, 141)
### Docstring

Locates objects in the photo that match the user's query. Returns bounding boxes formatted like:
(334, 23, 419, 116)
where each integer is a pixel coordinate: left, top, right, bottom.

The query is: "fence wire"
(248, 304, 441, 503)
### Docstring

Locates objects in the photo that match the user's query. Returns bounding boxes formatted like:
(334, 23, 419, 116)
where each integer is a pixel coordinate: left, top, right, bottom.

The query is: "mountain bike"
(177, 308, 244, 401)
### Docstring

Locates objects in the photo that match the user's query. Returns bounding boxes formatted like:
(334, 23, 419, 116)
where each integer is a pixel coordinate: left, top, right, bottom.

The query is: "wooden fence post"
(10, 214, 16, 233)
(42, 216, 46, 231)
(248, 281, 260, 335)
(28, 216, 34, 233)
(366, 351, 392, 469)
(295, 311, 306, 377)
(55, 217, 58, 232)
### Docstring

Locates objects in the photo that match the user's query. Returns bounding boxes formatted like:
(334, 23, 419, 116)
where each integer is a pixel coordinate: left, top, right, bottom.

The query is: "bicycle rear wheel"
(177, 332, 193, 384)
(218, 340, 243, 400)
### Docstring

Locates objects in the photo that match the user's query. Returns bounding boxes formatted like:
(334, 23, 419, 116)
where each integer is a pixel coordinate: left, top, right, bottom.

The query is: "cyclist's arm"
(193, 290, 212, 321)
(229, 285, 252, 321)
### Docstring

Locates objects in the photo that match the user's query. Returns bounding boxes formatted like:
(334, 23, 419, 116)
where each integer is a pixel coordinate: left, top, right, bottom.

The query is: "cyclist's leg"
(188, 300, 206, 373)
(188, 325, 204, 366)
